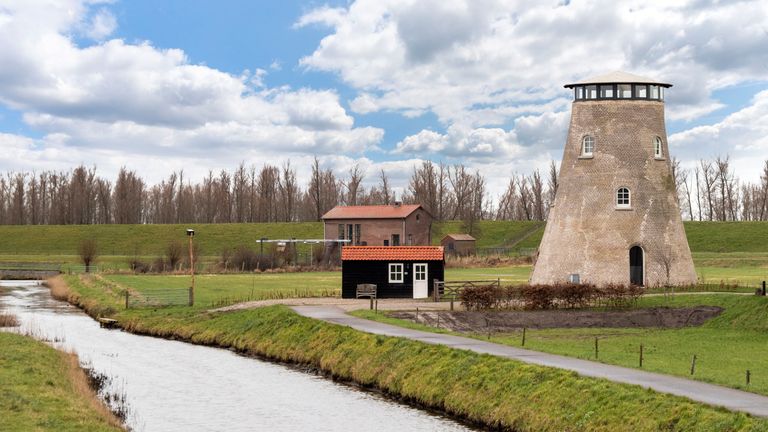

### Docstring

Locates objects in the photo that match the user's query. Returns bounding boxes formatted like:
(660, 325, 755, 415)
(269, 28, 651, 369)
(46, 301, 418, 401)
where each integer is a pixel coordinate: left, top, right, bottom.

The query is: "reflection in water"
(1, 282, 472, 432)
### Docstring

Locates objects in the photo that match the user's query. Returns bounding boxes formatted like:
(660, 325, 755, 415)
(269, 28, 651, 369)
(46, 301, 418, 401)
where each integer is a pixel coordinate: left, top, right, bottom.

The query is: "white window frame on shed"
(388, 263, 404, 283)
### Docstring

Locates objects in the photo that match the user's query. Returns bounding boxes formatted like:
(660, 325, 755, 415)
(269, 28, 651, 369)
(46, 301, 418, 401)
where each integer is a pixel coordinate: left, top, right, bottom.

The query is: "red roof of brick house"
(342, 246, 444, 261)
(322, 204, 424, 220)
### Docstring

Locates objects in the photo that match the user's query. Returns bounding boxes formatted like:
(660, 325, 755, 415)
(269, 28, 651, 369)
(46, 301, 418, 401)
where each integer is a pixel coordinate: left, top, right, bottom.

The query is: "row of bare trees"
(673, 157, 768, 221)
(3, 155, 764, 225)
(0, 159, 547, 225)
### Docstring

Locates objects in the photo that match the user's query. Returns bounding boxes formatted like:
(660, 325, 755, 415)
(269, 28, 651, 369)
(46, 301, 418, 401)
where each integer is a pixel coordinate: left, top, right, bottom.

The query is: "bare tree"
(78, 239, 98, 272)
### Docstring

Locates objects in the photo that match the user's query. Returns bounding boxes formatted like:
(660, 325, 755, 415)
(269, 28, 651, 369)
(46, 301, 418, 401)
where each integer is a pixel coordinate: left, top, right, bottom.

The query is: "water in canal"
(0, 281, 473, 432)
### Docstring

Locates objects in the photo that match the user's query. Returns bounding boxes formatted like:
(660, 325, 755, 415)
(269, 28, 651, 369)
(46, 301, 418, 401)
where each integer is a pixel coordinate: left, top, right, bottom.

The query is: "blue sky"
(0, 0, 767, 194)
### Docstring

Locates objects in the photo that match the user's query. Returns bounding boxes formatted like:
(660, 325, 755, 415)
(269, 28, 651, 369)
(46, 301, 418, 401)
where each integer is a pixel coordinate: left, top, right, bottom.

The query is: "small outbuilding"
(341, 246, 444, 299)
(441, 234, 476, 256)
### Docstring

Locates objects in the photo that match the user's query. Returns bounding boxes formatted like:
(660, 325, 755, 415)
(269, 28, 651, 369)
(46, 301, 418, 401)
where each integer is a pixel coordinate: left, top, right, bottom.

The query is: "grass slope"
(0, 332, 122, 431)
(54, 275, 768, 431)
(355, 294, 768, 397)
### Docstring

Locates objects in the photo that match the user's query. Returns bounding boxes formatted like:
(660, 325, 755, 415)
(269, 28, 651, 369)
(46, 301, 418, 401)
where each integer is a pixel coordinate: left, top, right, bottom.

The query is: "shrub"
(165, 240, 184, 270)
(459, 283, 504, 311)
(460, 282, 642, 311)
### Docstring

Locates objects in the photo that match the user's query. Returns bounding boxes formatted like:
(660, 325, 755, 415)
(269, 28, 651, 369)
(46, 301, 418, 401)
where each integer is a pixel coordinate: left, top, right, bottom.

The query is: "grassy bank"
(0, 332, 123, 431)
(1, 221, 766, 269)
(51, 274, 768, 431)
(354, 294, 768, 396)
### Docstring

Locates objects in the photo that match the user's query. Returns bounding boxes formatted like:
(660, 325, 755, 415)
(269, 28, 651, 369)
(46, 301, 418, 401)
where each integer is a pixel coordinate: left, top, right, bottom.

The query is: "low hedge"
(460, 283, 643, 311)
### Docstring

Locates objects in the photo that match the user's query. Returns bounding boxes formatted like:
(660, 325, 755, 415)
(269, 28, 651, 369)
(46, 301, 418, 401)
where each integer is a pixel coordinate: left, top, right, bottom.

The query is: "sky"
(0, 0, 767, 198)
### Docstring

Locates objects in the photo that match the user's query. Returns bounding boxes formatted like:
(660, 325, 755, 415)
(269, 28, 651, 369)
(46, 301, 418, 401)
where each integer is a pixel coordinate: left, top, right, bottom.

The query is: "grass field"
(0, 332, 122, 431)
(102, 265, 533, 306)
(1, 220, 765, 268)
(354, 293, 768, 397)
(49, 275, 768, 431)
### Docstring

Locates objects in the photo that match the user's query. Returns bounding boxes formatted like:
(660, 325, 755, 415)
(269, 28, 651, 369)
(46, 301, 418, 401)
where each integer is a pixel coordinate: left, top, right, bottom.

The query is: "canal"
(0, 281, 473, 431)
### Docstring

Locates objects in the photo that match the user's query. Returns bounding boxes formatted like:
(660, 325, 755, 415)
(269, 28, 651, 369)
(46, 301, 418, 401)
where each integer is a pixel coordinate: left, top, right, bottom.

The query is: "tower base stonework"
(530, 72, 696, 287)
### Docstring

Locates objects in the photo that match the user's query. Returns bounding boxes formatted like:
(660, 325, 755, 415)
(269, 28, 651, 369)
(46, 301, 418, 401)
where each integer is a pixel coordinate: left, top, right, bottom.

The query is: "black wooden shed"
(341, 246, 445, 299)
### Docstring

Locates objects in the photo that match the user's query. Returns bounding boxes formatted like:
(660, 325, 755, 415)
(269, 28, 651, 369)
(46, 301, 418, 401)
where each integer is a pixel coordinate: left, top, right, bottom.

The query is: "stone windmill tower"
(530, 71, 697, 287)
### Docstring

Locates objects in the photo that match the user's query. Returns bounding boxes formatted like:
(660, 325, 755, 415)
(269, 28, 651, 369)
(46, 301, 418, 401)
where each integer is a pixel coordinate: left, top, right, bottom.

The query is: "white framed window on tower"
(616, 187, 631, 209)
(654, 137, 663, 159)
(581, 135, 594, 157)
(388, 263, 404, 283)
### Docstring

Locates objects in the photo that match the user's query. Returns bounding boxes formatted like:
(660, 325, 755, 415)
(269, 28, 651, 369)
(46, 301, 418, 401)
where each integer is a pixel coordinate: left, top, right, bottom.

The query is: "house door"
(413, 263, 428, 299)
(629, 246, 644, 286)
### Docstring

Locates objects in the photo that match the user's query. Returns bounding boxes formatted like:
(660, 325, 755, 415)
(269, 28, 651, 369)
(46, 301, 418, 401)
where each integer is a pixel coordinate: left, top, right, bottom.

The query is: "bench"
(356, 284, 377, 299)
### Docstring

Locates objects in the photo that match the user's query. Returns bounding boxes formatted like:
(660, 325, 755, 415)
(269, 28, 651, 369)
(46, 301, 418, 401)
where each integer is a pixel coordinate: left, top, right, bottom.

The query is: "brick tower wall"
(530, 99, 697, 287)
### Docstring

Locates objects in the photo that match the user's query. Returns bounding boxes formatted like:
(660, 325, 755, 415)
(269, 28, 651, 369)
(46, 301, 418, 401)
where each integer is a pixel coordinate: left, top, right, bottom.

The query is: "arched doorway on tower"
(629, 246, 644, 286)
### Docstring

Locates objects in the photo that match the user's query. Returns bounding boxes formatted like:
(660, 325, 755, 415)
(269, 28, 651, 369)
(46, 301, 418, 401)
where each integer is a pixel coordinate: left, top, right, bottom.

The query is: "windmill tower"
(530, 71, 696, 287)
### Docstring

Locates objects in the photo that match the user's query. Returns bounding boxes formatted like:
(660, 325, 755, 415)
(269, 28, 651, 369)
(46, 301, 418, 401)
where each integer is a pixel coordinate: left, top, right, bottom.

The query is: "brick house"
(321, 204, 433, 246)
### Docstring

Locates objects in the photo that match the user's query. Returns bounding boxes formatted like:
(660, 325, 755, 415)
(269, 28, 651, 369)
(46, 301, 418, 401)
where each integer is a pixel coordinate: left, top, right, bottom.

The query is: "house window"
(616, 187, 631, 208)
(347, 224, 353, 242)
(635, 85, 648, 98)
(392, 234, 400, 246)
(388, 263, 404, 283)
(654, 137, 663, 158)
(575, 86, 584, 100)
(416, 214, 420, 222)
(581, 135, 594, 156)
(338, 224, 344, 240)
(408, 234, 413, 245)
(618, 84, 632, 98)
(354, 224, 361, 245)
(384, 239, 389, 246)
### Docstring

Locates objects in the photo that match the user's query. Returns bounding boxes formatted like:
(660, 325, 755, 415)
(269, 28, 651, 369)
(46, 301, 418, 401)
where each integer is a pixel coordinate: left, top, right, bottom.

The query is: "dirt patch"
(388, 306, 724, 332)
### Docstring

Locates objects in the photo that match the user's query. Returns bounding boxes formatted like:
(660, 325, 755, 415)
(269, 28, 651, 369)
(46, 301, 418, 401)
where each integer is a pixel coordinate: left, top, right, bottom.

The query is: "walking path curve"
(292, 305, 768, 418)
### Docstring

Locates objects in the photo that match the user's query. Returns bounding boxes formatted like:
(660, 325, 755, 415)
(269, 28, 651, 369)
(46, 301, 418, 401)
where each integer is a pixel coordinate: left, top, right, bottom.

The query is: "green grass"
(430, 220, 544, 248)
(0, 332, 122, 431)
(356, 294, 768, 397)
(53, 275, 768, 431)
(0, 220, 767, 270)
(100, 265, 532, 307)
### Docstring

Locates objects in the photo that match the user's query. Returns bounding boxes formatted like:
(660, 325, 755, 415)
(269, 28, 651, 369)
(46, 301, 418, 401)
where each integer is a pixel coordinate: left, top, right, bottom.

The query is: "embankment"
(0, 332, 123, 431)
(52, 275, 768, 431)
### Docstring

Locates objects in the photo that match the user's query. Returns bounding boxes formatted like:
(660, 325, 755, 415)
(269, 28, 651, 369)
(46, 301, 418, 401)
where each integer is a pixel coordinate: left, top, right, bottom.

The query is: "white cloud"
(0, 0, 383, 182)
(669, 89, 768, 183)
(299, 0, 768, 146)
(83, 7, 116, 40)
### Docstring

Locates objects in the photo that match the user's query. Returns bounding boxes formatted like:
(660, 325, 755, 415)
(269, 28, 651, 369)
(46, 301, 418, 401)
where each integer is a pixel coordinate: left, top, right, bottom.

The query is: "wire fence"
(124, 288, 192, 308)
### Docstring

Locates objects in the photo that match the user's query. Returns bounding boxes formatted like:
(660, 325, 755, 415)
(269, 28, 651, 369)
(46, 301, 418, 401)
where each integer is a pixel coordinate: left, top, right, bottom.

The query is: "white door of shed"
(413, 263, 428, 299)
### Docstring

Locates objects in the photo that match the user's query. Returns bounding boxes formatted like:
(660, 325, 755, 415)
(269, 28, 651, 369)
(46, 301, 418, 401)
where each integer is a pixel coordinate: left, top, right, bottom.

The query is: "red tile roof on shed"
(322, 204, 422, 220)
(342, 246, 444, 261)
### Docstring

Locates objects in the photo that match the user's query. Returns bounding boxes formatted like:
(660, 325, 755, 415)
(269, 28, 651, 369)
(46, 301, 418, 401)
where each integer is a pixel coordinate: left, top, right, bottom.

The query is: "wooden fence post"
(639, 344, 644, 368)
(522, 327, 526, 346)
(188, 287, 194, 307)
(747, 370, 751, 385)
(595, 337, 599, 359)
(690, 354, 697, 375)
(125, 290, 129, 309)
